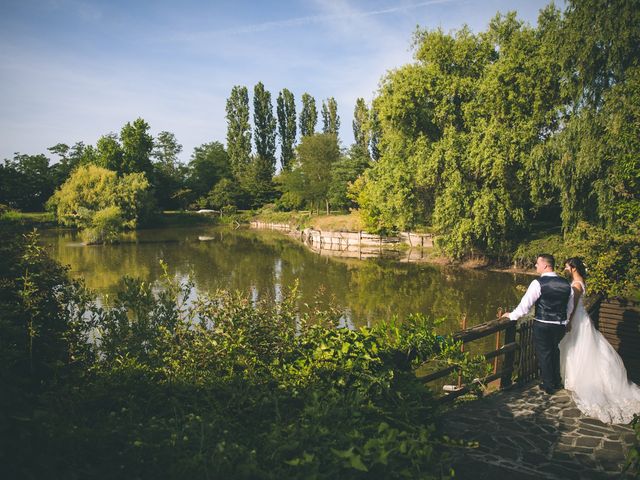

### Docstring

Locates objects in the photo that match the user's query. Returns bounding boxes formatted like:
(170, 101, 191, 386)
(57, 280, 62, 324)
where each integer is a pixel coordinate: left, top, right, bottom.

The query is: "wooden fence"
(416, 316, 518, 402)
(418, 297, 638, 401)
(593, 297, 640, 383)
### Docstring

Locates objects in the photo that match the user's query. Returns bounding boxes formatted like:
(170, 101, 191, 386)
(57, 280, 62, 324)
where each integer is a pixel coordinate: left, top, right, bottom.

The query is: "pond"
(40, 226, 533, 333)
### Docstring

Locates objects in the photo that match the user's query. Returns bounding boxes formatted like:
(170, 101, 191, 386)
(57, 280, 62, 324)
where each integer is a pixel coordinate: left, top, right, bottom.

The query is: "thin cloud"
(174, 0, 452, 40)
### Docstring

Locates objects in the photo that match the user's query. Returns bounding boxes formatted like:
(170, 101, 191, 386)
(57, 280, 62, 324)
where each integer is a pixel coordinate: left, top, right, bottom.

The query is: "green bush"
(46, 164, 153, 243)
(625, 414, 640, 476)
(82, 205, 124, 244)
(2, 231, 490, 479)
(512, 222, 640, 299)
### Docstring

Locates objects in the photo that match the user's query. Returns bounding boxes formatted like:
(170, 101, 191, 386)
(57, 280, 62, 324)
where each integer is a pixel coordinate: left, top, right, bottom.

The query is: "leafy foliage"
(1, 228, 493, 479)
(300, 93, 318, 138)
(226, 85, 252, 178)
(283, 133, 342, 213)
(355, 2, 639, 263)
(277, 88, 297, 171)
(512, 222, 640, 299)
(253, 81, 277, 168)
(0, 153, 55, 211)
(47, 165, 152, 243)
(321, 97, 340, 136)
(625, 414, 640, 476)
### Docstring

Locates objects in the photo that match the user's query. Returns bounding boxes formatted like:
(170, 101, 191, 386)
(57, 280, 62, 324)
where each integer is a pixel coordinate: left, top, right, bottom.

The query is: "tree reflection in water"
(40, 226, 532, 339)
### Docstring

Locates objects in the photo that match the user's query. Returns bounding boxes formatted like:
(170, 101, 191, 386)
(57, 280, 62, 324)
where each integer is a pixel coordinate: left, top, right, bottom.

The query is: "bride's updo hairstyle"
(565, 257, 588, 278)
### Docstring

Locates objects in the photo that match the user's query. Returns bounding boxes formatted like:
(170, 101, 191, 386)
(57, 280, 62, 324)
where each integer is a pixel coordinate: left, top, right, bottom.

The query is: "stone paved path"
(439, 383, 637, 479)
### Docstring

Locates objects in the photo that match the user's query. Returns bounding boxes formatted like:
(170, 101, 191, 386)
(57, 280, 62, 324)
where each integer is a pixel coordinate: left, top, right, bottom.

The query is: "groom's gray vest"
(535, 276, 571, 323)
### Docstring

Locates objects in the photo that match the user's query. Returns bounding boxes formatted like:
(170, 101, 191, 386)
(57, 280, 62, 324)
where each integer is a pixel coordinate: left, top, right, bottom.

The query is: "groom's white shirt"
(508, 272, 574, 323)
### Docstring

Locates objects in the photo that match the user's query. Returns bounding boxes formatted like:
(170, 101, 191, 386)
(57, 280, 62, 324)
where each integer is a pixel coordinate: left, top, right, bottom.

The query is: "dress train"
(560, 286, 640, 424)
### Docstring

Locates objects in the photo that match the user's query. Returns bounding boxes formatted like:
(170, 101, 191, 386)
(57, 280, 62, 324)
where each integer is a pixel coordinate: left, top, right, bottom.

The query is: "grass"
(253, 209, 366, 232)
(0, 210, 57, 227)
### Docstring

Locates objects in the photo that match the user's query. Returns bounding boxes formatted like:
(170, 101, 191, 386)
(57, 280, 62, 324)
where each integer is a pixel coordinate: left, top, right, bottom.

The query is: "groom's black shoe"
(538, 384, 556, 395)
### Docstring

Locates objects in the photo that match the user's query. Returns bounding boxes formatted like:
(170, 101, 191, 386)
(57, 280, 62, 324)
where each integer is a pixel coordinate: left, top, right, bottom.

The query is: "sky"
(0, 0, 558, 166)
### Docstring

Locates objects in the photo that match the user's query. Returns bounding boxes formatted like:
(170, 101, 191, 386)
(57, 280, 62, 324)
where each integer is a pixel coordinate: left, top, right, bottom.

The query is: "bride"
(560, 257, 640, 424)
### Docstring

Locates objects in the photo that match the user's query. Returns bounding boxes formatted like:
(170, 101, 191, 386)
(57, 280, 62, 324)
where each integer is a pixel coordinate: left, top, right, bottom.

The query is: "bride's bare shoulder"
(571, 280, 585, 294)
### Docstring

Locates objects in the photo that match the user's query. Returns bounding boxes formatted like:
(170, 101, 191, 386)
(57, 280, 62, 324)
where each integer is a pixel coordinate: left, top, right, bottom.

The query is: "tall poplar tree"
(253, 82, 276, 168)
(225, 85, 252, 179)
(352, 98, 370, 149)
(277, 88, 297, 171)
(321, 97, 340, 135)
(299, 93, 317, 137)
(369, 105, 381, 161)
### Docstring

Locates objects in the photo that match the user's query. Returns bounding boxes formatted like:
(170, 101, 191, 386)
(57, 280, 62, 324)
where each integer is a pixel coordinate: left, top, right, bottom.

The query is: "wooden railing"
(417, 316, 518, 403)
(420, 298, 607, 402)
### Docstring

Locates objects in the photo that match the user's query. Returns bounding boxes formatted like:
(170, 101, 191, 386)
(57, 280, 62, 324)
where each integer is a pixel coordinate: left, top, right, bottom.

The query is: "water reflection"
(40, 226, 533, 332)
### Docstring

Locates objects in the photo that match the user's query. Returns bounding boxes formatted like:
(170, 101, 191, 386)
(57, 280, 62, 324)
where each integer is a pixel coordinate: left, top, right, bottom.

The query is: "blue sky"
(0, 0, 558, 166)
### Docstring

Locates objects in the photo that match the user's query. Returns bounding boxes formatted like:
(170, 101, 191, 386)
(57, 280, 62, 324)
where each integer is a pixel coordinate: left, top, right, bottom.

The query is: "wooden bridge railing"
(416, 316, 519, 403)
(419, 297, 610, 403)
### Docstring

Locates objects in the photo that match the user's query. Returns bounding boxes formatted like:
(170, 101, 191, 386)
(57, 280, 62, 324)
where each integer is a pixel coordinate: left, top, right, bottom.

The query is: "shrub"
(2, 230, 489, 479)
(82, 205, 124, 244)
(512, 222, 640, 299)
(46, 165, 153, 243)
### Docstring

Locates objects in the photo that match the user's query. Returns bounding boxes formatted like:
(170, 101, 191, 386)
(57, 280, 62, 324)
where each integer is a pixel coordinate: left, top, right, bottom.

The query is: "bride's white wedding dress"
(560, 281, 640, 424)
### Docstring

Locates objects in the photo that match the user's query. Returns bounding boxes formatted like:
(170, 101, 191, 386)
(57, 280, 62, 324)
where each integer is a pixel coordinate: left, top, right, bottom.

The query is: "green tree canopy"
(120, 118, 154, 180)
(226, 85, 252, 179)
(253, 82, 276, 168)
(292, 133, 341, 213)
(352, 98, 370, 151)
(187, 141, 231, 202)
(152, 131, 185, 210)
(299, 93, 317, 138)
(47, 165, 152, 243)
(276, 88, 297, 171)
(0, 153, 54, 211)
(95, 133, 124, 173)
(321, 97, 340, 136)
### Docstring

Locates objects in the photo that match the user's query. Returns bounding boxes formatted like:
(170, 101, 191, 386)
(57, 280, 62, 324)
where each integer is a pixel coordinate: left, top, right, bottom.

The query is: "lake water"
(40, 226, 533, 333)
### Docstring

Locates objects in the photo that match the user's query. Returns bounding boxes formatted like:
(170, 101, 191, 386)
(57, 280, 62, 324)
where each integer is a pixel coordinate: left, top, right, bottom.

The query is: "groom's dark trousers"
(533, 321, 566, 389)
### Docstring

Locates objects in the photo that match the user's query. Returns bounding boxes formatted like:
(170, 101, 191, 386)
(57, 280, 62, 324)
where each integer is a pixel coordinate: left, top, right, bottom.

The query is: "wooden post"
(457, 314, 467, 388)
(493, 330, 501, 374)
(500, 321, 517, 388)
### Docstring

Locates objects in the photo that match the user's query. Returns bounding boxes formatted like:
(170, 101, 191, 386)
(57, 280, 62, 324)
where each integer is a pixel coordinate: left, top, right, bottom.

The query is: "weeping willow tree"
(354, 0, 639, 259)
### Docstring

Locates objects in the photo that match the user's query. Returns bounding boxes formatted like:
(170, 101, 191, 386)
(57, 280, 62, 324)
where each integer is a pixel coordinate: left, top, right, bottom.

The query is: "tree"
(328, 144, 370, 211)
(226, 85, 252, 179)
(187, 142, 232, 203)
(0, 153, 54, 211)
(120, 118, 154, 181)
(294, 133, 341, 213)
(352, 98, 370, 151)
(369, 106, 381, 161)
(299, 93, 317, 137)
(276, 88, 297, 171)
(253, 82, 276, 168)
(153, 131, 183, 167)
(95, 133, 124, 172)
(203, 178, 243, 210)
(560, 0, 640, 109)
(47, 165, 152, 243)
(48, 141, 87, 187)
(321, 97, 340, 136)
(152, 131, 185, 210)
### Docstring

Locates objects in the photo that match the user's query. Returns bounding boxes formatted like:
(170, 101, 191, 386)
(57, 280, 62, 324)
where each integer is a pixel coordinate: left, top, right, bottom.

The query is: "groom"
(502, 254, 574, 394)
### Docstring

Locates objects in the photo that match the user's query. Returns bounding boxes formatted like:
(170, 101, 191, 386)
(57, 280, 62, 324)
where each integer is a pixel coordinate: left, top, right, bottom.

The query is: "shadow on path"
(438, 383, 636, 479)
